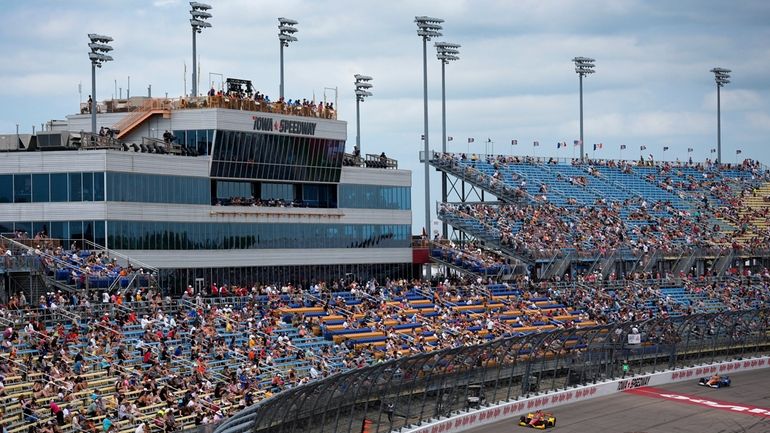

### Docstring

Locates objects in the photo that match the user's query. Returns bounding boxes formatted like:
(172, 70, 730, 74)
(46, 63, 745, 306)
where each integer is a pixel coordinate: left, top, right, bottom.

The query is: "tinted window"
(32, 174, 49, 203)
(13, 174, 31, 203)
(69, 173, 82, 201)
(0, 175, 12, 203)
(94, 172, 105, 201)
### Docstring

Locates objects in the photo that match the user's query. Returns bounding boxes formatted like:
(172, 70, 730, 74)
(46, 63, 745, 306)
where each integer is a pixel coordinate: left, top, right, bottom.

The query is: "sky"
(1, 0, 770, 234)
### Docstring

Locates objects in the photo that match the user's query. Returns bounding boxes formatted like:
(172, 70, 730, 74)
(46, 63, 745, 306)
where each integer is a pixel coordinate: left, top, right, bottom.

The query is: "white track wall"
(401, 356, 770, 433)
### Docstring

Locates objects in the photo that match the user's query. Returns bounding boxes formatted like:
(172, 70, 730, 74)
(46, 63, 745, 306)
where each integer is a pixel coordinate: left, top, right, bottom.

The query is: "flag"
(736, 149, 742, 155)
(640, 145, 647, 151)
(593, 143, 603, 150)
(620, 144, 627, 150)
(687, 148, 693, 153)
(663, 146, 669, 151)
(511, 139, 518, 145)
(447, 136, 453, 141)
(557, 142, 563, 149)
(468, 137, 474, 143)
(710, 148, 716, 153)
(533, 141, 540, 147)
(573, 139, 581, 147)
(487, 138, 492, 143)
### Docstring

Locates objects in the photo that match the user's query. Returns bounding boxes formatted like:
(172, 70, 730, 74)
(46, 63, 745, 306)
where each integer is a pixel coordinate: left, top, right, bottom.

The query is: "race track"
(465, 369, 770, 433)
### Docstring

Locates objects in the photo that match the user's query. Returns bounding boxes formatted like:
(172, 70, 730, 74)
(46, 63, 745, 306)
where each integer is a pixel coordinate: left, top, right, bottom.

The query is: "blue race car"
(698, 375, 731, 388)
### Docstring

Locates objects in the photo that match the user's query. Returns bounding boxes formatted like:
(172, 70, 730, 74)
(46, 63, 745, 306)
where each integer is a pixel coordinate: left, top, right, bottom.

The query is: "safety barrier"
(213, 309, 770, 433)
(401, 355, 770, 433)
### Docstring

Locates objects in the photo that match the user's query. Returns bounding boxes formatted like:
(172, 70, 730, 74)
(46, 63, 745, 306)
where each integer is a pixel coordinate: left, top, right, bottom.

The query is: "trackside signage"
(616, 376, 651, 391)
(399, 356, 770, 433)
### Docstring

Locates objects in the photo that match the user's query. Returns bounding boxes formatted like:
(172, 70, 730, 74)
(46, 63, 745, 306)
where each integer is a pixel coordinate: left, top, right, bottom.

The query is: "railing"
(110, 98, 171, 134)
(428, 151, 769, 175)
(82, 239, 158, 275)
(78, 131, 123, 150)
(141, 136, 185, 155)
(0, 255, 44, 272)
(82, 95, 337, 121)
(429, 154, 533, 205)
(343, 153, 400, 170)
(214, 309, 770, 433)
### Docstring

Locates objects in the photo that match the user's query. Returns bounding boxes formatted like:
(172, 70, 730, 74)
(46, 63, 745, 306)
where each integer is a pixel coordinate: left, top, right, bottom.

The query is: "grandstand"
(2, 147, 769, 433)
(429, 152, 770, 281)
(3, 223, 770, 432)
(1, 4, 770, 433)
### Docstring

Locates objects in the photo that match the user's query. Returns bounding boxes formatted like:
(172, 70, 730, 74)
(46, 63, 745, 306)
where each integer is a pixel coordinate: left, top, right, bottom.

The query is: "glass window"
(14, 221, 31, 237)
(13, 174, 31, 203)
(69, 173, 82, 201)
(83, 221, 94, 242)
(210, 130, 343, 183)
(338, 185, 411, 210)
(94, 220, 105, 246)
(94, 172, 105, 201)
(186, 130, 197, 154)
(50, 173, 68, 202)
(173, 130, 186, 149)
(82, 172, 94, 201)
(0, 175, 12, 203)
(32, 174, 50, 203)
(69, 221, 84, 241)
(0, 221, 12, 234)
(99, 221, 410, 250)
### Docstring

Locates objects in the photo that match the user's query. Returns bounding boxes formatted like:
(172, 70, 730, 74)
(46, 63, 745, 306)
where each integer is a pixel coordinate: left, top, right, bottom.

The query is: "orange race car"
(518, 410, 556, 429)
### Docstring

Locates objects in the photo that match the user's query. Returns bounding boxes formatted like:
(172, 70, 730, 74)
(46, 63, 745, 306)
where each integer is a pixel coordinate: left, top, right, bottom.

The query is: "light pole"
(572, 56, 595, 161)
(415, 16, 443, 240)
(278, 17, 298, 100)
(354, 74, 373, 155)
(710, 67, 731, 165)
(87, 33, 114, 135)
(189, 2, 212, 98)
(435, 41, 459, 239)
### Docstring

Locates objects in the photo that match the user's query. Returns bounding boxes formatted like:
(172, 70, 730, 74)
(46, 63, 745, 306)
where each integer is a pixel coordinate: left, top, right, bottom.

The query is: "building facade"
(0, 99, 413, 290)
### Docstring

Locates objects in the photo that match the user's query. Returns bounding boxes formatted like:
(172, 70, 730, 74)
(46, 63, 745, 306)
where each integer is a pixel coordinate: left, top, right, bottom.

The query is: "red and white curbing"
(399, 356, 770, 433)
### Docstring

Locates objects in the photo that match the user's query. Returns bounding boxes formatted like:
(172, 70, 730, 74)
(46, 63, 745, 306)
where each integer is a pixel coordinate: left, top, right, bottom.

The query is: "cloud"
(1, 0, 770, 231)
(701, 89, 763, 111)
(746, 112, 770, 131)
(153, 0, 180, 7)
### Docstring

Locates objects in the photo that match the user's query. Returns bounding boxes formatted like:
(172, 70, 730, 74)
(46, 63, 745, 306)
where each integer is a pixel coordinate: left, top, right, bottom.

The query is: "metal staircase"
(113, 99, 172, 139)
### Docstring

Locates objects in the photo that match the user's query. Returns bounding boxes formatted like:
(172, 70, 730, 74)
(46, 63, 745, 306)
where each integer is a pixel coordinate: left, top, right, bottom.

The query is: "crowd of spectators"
(2, 240, 770, 433)
(203, 87, 335, 120)
(2, 150, 770, 432)
(213, 197, 307, 208)
(431, 241, 515, 276)
(435, 152, 770, 264)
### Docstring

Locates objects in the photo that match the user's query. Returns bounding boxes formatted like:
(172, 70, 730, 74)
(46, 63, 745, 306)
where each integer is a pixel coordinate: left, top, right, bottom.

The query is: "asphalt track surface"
(464, 369, 770, 433)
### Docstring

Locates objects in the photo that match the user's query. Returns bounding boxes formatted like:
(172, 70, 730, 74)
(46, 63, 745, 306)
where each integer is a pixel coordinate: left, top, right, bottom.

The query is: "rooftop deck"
(78, 94, 337, 120)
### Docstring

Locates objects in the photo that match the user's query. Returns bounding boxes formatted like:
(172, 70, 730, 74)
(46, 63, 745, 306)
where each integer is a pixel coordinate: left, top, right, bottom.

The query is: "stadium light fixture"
(435, 41, 460, 239)
(190, 1, 213, 97)
(88, 33, 114, 135)
(710, 67, 731, 165)
(278, 17, 299, 100)
(416, 15, 443, 239)
(354, 74, 373, 155)
(572, 56, 596, 162)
